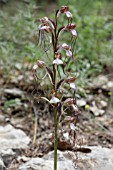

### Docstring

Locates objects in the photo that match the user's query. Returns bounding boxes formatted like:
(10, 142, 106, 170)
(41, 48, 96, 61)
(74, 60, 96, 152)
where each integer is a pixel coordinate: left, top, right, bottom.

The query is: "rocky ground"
(0, 63, 113, 169)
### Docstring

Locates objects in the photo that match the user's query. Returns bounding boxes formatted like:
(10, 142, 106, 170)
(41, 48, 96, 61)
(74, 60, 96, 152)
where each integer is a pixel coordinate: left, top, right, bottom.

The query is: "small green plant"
(32, 6, 79, 170)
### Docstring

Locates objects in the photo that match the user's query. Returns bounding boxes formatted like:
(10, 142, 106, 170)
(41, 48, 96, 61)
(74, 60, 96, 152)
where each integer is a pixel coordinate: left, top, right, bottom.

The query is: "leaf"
(46, 66, 54, 84)
(57, 26, 65, 38)
(48, 18, 56, 29)
(56, 79, 64, 90)
(56, 9, 60, 18)
(41, 97, 50, 103)
(52, 33, 55, 47)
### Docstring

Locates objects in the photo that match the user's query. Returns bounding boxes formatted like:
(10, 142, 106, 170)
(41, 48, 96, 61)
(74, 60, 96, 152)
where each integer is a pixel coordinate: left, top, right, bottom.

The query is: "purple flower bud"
(65, 77, 76, 83)
(60, 6, 68, 13)
(66, 24, 77, 37)
(65, 77, 76, 89)
(37, 60, 45, 68)
(40, 17, 48, 24)
(66, 24, 76, 30)
(62, 43, 70, 50)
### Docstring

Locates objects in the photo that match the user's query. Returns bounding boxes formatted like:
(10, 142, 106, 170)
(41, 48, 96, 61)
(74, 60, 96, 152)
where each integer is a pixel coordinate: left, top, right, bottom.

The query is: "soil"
(0, 63, 113, 169)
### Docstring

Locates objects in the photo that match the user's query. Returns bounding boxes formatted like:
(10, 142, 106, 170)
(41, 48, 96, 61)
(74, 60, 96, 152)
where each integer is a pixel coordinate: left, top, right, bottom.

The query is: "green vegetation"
(0, 0, 113, 86)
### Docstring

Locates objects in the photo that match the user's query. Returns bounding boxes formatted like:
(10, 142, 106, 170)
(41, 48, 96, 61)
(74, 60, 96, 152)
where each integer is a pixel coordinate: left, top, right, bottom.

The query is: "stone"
(76, 99, 86, 107)
(0, 124, 30, 150)
(19, 152, 75, 170)
(0, 157, 6, 170)
(92, 75, 108, 87)
(89, 101, 105, 116)
(19, 146, 113, 170)
(4, 88, 24, 98)
(1, 149, 16, 166)
(0, 115, 5, 124)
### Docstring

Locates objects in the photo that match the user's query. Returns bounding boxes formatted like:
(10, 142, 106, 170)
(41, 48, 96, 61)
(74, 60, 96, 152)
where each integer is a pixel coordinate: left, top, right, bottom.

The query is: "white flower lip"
(71, 29, 77, 37)
(50, 96, 60, 104)
(53, 58, 63, 65)
(66, 50, 72, 57)
(69, 82, 76, 89)
(70, 123, 76, 130)
(65, 11, 72, 18)
(63, 132, 69, 140)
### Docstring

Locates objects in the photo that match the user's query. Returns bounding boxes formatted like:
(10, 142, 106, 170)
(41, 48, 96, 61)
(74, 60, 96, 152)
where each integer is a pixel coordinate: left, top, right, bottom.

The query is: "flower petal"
(53, 58, 63, 65)
(39, 25, 51, 33)
(66, 50, 72, 57)
(70, 123, 76, 130)
(50, 96, 60, 104)
(62, 43, 70, 50)
(63, 132, 69, 140)
(65, 11, 72, 18)
(70, 82, 76, 89)
(71, 29, 77, 37)
(66, 24, 76, 30)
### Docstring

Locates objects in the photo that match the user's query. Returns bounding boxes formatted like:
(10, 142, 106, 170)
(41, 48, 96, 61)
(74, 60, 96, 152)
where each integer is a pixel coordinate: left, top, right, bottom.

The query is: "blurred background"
(0, 0, 113, 85)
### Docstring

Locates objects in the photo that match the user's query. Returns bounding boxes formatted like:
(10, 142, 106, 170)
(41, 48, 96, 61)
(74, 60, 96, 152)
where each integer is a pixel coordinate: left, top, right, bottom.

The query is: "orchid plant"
(32, 6, 79, 170)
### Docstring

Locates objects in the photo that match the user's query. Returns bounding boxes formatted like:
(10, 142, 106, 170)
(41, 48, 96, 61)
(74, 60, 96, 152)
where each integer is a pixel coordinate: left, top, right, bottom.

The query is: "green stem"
(54, 107, 58, 170)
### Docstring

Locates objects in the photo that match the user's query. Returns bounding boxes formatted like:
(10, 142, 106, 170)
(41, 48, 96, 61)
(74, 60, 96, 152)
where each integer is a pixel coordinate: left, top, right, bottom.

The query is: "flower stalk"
(32, 5, 79, 170)
(54, 106, 58, 170)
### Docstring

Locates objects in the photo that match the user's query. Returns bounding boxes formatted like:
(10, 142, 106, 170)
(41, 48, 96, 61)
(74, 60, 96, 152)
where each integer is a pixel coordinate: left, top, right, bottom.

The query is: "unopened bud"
(37, 60, 45, 68)
(60, 6, 68, 13)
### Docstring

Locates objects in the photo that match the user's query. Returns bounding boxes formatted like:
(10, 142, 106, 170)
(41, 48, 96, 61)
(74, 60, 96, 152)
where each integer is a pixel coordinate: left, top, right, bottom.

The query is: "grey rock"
(4, 88, 24, 98)
(0, 115, 5, 124)
(1, 149, 16, 166)
(0, 125, 30, 150)
(0, 157, 6, 170)
(19, 146, 113, 170)
(76, 99, 86, 107)
(90, 101, 105, 116)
